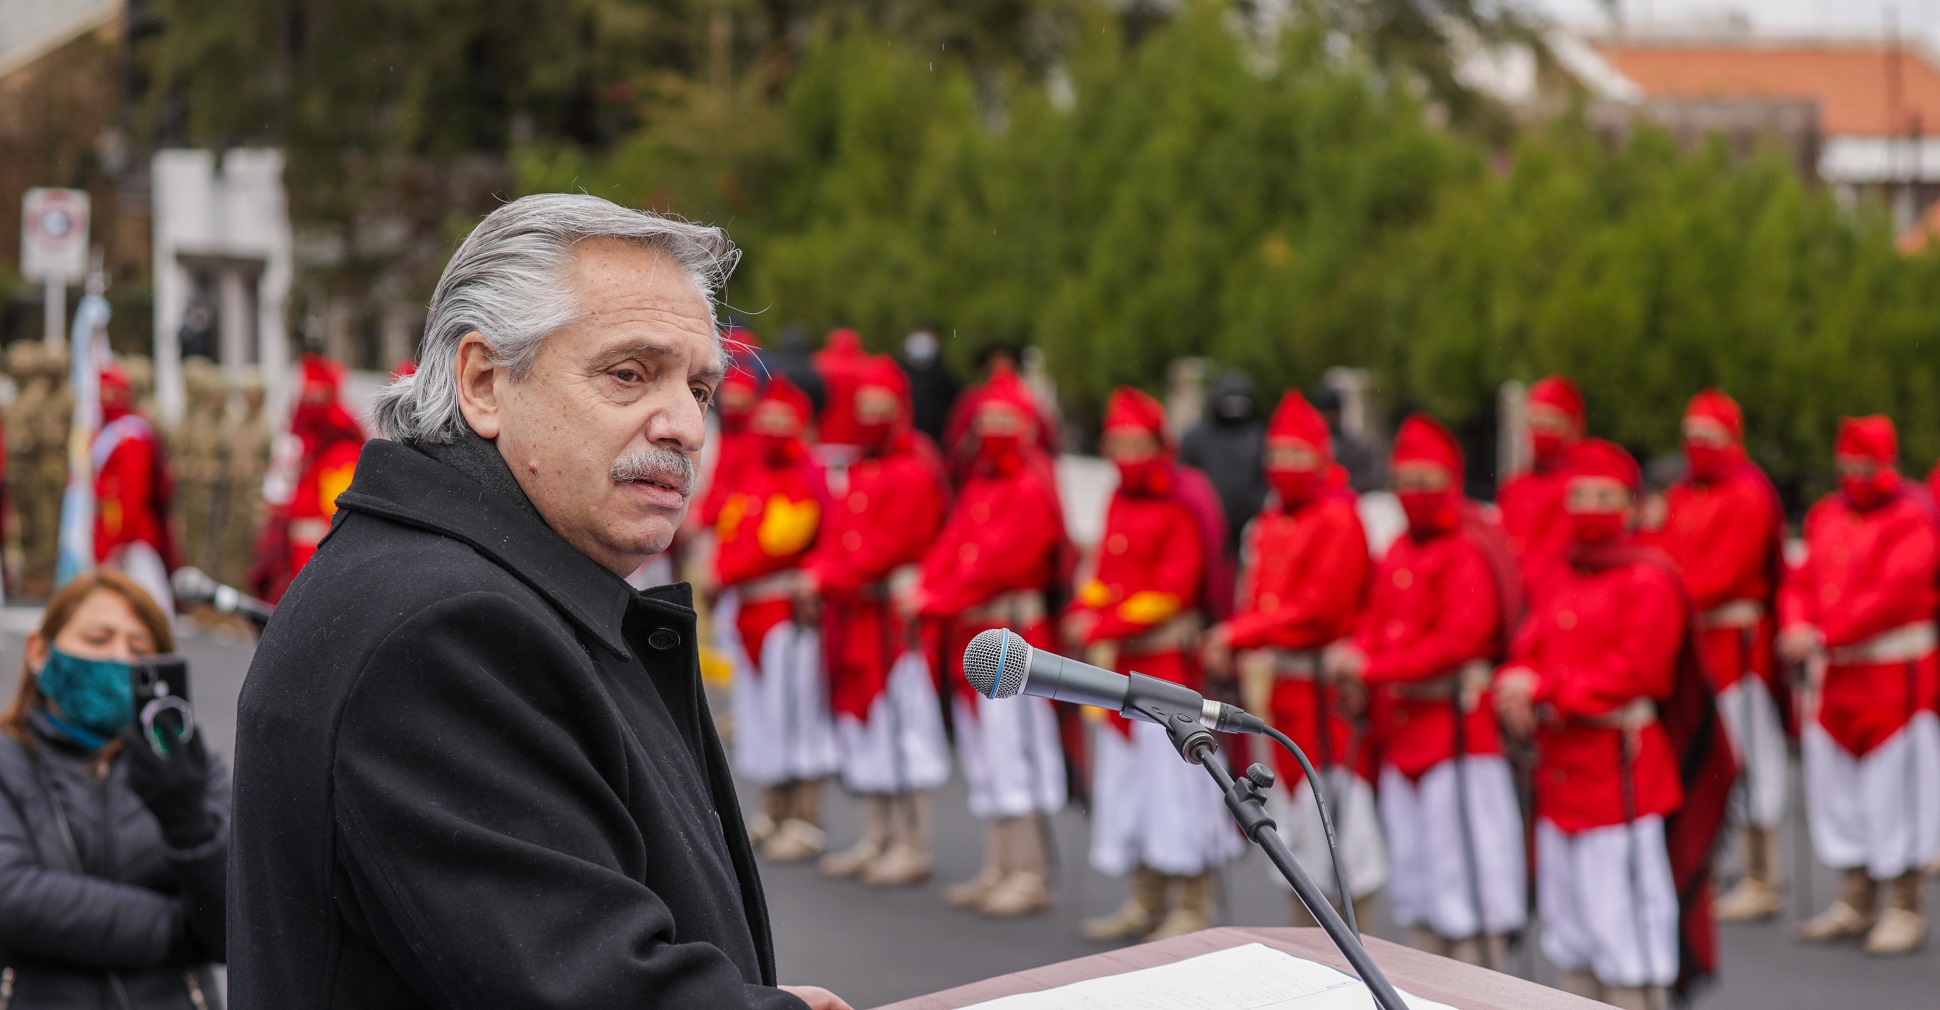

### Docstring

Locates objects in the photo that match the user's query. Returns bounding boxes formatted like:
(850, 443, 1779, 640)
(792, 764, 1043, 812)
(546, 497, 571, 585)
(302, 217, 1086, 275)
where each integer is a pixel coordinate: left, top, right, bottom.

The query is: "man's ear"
(454, 332, 502, 439)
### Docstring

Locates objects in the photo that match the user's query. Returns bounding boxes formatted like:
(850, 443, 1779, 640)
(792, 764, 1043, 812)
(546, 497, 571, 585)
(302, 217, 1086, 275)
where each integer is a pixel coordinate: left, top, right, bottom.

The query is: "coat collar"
(333, 438, 692, 658)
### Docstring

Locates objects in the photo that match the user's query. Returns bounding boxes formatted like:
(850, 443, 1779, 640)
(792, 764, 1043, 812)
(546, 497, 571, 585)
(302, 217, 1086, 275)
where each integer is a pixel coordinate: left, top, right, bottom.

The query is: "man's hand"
(1493, 666, 1540, 740)
(1321, 641, 1367, 683)
(781, 985, 856, 1010)
(1200, 623, 1233, 678)
(1776, 624, 1822, 665)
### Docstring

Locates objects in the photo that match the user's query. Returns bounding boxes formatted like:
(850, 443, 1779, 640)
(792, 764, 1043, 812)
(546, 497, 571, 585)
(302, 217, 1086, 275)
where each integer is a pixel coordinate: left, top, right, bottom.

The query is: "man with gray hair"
(229, 193, 851, 1010)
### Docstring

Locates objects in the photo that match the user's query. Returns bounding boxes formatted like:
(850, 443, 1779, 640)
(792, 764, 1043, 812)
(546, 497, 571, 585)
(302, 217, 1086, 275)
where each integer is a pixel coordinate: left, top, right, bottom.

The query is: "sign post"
(21, 187, 92, 352)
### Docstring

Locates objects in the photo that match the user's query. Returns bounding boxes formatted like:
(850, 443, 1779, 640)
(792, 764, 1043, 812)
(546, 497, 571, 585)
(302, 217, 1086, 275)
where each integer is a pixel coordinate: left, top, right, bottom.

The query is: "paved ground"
(5, 616, 1935, 1009)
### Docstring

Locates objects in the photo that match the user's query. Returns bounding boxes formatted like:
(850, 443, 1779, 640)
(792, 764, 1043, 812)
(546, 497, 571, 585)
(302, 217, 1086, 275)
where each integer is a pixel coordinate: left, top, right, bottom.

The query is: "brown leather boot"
(945, 822, 1007, 908)
(863, 793, 934, 886)
(1797, 868, 1878, 942)
(1864, 871, 1927, 955)
(978, 818, 1053, 917)
(1447, 934, 1509, 970)
(748, 785, 786, 845)
(1604, 985, 1667, 1010)
(1556, 970, 1603, 1002)
(1084, 865, 1167, 940)
(819, 794, 889, 878)
(1716, 826, 1783, 922)
(1407, 927, 1451, 957)
(1148, 871, 1217, 939)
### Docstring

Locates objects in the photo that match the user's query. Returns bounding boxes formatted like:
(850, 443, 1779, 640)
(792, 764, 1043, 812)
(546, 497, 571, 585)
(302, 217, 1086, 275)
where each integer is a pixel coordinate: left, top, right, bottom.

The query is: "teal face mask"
(37, 648, 134, 737)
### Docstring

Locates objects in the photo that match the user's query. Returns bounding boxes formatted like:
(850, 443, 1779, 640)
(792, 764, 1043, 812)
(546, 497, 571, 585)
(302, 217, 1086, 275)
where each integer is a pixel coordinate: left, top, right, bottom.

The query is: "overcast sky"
(1525, 0, 1940, 48)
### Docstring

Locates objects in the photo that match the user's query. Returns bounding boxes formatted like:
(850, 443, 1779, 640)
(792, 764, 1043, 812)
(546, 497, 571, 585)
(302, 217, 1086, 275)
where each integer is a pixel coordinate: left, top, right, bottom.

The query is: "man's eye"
(613, 368, 644, 383)
(693, 386, 715, 409)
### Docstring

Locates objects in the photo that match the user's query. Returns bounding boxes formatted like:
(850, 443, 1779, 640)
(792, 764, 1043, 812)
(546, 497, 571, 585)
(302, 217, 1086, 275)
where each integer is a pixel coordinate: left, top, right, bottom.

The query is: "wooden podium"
(874, 927, 1606, 1010)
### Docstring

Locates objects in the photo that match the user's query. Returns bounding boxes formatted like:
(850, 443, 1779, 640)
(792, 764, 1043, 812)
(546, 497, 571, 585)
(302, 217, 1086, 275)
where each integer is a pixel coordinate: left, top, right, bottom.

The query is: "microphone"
(172, 567, 275, 628)
(961, 628, 1267, 735)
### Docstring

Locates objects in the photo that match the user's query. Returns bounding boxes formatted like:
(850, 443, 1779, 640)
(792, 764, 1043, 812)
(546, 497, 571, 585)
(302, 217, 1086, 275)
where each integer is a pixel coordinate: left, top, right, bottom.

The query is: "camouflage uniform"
(32, 353, 74, 593)
(169, 358, 227, 574)
(217, 373, 273, 588)
(4, 343, 47, 596)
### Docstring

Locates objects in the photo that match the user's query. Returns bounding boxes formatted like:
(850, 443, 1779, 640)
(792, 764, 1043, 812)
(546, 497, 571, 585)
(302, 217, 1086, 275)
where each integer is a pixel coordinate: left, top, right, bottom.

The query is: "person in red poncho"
(1327, 414, 1527, 967)
(1202, 392, 1382, 929)
(811, 328, 869, 462)
(1781, 416, 1940, 955)
(710, 377, 837, 864)
(909, 365, 1068, 918)
(940, 349, 1063, 487)
(801, 355, 952, 888)
(698, 329, 764, 531)
(1496, 439, 1735, 1008)
(1500, 375, 1587, 606)
(1065, 387, 1240, 942)
(247, 354, 366, 604)
(92, 363, 177, 612)
(1655, 390, 1791, 923)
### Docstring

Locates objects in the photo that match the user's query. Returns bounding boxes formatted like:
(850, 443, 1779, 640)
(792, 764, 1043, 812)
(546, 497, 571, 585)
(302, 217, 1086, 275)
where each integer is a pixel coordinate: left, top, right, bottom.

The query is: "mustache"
(610, 447, 696, 497)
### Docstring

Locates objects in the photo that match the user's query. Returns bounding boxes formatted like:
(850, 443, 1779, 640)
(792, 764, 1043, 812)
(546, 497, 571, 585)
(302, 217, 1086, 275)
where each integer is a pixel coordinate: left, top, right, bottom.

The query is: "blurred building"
(0, 1, 153, 347)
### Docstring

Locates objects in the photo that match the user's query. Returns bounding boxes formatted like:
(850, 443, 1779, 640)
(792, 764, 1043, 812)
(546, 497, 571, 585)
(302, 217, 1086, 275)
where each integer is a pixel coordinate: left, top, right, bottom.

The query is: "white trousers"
(1716, 676, 1788, 829)
(1537, 817, 1679, 989)
(954, 694, 1066, 820)
(724, 596, 840, 785)
(1804, 715, 1940, 878)
(1379, 757, 1527, 938)
(1265, 768, 1389, 901)
(1089, 720, 1244, 877)
(836, 651, 953, 794)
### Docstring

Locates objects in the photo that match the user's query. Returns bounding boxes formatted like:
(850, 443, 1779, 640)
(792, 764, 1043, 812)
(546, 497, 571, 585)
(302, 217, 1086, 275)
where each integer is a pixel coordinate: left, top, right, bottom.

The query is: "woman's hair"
(0, 570, 175, 750)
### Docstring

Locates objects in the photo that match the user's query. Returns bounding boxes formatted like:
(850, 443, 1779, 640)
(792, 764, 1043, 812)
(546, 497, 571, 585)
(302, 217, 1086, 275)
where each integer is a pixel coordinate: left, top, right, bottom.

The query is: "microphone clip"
(1124, 672, 1216, 764)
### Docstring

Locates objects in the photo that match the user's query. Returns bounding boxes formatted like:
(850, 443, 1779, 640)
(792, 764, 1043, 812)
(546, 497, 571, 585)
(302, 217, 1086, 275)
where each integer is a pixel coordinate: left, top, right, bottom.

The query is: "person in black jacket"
(228, 193, 849, 1010)
(1178, 371, 1267, 554)
(0, 569, 228, 1009)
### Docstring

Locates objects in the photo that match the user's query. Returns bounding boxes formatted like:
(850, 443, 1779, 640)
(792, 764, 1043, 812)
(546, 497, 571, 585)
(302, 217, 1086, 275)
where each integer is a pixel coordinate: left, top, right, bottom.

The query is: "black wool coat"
(227, 435, 804, 1010)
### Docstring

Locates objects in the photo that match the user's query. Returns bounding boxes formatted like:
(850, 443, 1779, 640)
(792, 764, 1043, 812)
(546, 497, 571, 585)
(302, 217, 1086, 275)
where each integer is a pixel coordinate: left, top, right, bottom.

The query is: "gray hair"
(370, 192, 740, 444)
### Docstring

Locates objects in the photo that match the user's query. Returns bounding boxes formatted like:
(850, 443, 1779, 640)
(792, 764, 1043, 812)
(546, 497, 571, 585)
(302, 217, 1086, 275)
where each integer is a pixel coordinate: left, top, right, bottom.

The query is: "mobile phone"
(130, 655, 193, 755)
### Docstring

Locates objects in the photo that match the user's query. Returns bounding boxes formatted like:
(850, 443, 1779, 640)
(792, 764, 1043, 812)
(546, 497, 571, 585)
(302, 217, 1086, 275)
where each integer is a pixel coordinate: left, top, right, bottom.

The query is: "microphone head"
(962, 628, 1032, 700)
(171, 566, 214, 603)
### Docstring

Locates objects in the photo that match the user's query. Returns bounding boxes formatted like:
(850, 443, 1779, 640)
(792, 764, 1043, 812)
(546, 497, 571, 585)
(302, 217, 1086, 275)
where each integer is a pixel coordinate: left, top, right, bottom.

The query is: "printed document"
(958, 943, 1459, 1010)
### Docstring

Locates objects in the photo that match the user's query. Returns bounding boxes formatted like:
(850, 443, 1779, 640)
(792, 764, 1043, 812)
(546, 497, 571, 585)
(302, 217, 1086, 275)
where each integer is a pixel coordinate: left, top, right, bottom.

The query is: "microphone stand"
(1127, 680, 1407, 1010)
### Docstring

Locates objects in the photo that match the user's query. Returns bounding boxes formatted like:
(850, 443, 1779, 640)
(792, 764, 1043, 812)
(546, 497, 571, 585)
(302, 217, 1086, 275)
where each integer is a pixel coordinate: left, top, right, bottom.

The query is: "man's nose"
(646, 386, 708, 453)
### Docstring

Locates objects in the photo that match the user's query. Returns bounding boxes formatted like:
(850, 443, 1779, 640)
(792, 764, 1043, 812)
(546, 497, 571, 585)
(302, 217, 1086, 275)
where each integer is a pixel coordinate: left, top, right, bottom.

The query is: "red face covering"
(1117, 457, 1171, 494)
(1531, 431, 1570, 468)
(1841, 468, 1900, 510)
(1685, 443, 1736, 482)
(1398, 489, 1459, 534)
(1268, 468, 1319, 507)
(1569, 510, 1627, 545)
(1835, 416, 1900, 511)
(1102, 387, 1173, 495)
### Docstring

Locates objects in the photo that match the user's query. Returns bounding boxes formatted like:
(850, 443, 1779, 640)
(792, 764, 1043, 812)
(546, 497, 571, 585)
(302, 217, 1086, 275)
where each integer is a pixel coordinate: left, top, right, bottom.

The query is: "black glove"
(122, 717, 217, 850)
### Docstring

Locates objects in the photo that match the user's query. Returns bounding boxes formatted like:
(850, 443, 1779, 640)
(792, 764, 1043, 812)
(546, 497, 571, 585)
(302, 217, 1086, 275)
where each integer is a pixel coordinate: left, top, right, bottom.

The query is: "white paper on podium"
(958, 943, 1460, 1010)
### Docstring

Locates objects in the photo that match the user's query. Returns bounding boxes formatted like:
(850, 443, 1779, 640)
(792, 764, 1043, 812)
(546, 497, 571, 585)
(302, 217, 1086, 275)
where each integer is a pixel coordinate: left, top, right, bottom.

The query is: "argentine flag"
(53, 292, 110, 588)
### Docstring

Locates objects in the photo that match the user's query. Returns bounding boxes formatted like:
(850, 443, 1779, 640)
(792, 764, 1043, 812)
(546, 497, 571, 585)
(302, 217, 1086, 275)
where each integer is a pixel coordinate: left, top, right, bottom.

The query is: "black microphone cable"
(1259, 724, 1360, 936)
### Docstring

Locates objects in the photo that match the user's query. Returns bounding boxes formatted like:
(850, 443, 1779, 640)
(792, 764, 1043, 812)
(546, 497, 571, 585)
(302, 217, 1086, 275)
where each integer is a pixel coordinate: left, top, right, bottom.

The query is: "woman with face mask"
(0, 570, 228, 1008)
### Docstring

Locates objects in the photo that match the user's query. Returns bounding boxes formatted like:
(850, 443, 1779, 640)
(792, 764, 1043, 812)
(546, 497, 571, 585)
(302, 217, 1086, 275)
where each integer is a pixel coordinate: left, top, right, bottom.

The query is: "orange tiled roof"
(1595, 42, 1940, 137)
